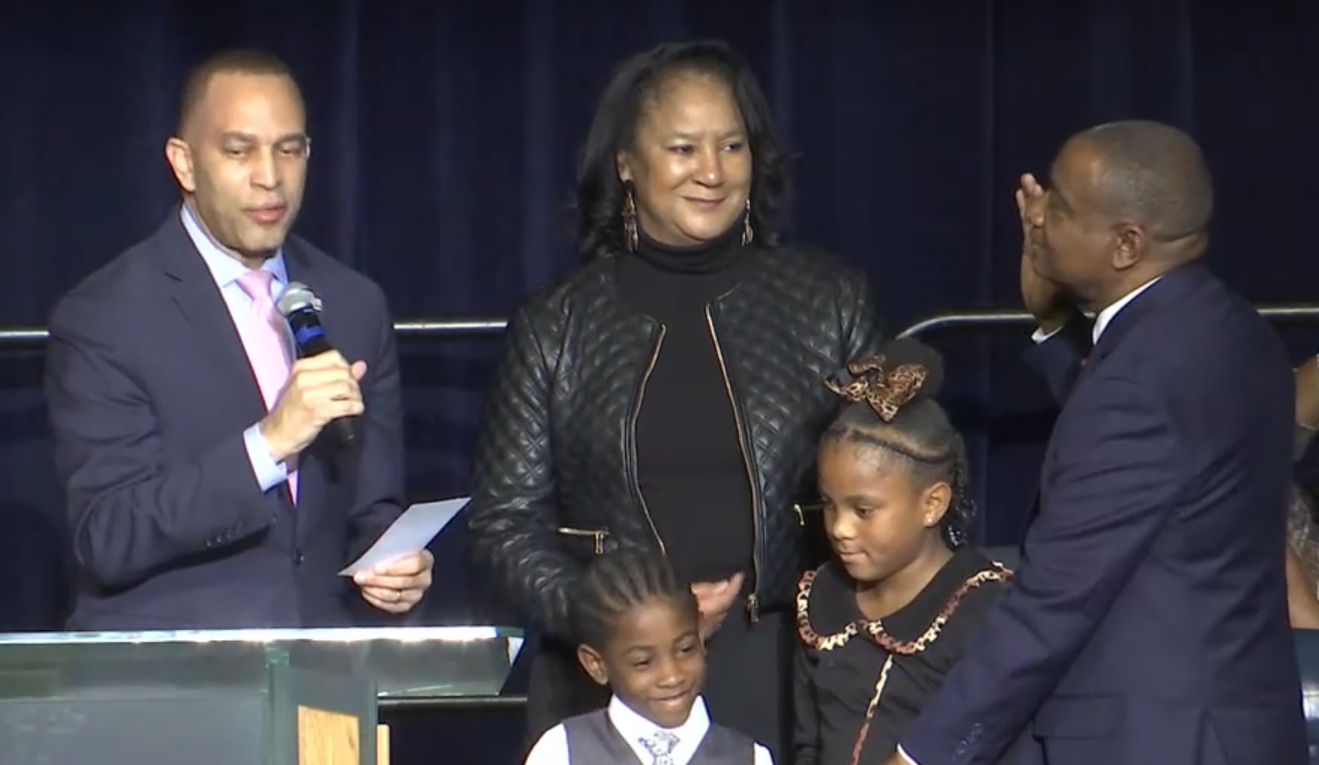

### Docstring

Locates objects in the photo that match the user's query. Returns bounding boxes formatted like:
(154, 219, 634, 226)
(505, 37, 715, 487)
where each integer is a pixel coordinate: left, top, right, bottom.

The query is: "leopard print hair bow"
(824, 354, 928, 422)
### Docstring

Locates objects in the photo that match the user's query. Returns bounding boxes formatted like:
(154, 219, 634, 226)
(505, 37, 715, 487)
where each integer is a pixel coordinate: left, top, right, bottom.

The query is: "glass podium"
(0, 626, 524, 765)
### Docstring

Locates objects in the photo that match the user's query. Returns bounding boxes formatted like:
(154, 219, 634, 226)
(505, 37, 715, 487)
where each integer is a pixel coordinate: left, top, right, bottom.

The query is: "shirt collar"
(607, 693, 710, 753)
(1093, 277, 1161, 344)
(179, 203, 288, 290)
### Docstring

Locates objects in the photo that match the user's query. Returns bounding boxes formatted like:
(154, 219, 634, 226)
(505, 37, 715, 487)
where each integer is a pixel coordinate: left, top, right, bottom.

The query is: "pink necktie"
(236, 270, 298, 502)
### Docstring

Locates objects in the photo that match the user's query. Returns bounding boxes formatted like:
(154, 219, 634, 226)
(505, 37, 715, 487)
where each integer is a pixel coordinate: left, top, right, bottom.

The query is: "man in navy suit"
(885, 121, 1307, 764)
(45, 49, 433, 629)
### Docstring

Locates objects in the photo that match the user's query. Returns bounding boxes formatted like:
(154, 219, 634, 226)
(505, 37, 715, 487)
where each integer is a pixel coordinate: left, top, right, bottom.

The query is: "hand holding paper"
(354, 550, 434, 614)
(340, 496, 468, 614)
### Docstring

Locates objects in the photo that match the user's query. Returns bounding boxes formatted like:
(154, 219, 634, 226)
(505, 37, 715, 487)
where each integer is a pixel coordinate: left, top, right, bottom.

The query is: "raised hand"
(1015, 173, 1070, 332)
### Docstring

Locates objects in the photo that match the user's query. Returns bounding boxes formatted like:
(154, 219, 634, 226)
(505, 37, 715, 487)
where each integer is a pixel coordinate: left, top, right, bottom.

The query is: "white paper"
(338, 497, 469, 576)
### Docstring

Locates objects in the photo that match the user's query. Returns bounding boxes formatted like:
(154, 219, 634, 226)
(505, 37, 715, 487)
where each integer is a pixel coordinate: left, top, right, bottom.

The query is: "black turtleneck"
(615, 227, 755, 585)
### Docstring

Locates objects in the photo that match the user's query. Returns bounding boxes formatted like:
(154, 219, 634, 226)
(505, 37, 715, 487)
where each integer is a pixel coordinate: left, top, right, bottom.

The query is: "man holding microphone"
(45, 49, 432, 629)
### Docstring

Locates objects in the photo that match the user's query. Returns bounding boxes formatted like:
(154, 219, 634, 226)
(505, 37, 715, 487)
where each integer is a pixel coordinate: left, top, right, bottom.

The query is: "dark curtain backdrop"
(2, 0, 1318, 727)
(4, 0, 1319, 626)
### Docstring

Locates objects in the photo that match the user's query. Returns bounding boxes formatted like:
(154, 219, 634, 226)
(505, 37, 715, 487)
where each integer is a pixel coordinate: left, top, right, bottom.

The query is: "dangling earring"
(740, 198, 754, 246)
(622, 185, 639, 253)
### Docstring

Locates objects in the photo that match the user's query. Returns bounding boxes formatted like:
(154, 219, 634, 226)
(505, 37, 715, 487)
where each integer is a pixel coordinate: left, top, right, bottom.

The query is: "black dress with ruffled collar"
(791, 548, 1014, 765)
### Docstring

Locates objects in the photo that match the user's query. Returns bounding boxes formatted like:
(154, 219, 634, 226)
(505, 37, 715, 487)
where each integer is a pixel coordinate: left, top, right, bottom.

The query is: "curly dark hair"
(821, 338, 975, 549)
(573, 40, 789, 260)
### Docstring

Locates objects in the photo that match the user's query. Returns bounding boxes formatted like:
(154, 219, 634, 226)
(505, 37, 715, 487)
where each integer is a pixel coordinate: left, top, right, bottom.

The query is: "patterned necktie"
(639, 730, 679, 765)
(236, 270, 298, 502)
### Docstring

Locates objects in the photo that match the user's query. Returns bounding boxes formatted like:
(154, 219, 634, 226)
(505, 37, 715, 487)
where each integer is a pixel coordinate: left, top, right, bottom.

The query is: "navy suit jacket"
(45, 212, 406, 630)
(902, 263, 1307, 765)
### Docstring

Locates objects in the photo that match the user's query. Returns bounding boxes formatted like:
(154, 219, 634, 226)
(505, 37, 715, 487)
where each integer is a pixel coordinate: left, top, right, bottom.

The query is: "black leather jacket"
(466, 244, 883, 638)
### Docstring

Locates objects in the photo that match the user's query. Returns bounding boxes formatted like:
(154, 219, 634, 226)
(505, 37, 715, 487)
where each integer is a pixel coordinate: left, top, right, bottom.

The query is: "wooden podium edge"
(377, 724, 390, 765)
(294, 706, 390, 764)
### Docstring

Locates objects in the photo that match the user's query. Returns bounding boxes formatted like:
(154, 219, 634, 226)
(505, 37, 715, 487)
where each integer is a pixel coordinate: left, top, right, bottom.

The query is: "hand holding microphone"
(258, 282, 363, 462)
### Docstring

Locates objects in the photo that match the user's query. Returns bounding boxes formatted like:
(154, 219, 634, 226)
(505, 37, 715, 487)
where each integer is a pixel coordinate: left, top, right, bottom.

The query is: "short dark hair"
(175, 49, 302, 137)
(1078, 120, 1214, 241)
(572, 547, 699, 650)
(574, 40, 789, 260)
(821, 339, 974, 549)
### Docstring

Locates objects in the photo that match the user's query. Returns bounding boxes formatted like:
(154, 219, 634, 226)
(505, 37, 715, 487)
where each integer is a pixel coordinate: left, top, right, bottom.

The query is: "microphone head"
(275, 281, 319, 318)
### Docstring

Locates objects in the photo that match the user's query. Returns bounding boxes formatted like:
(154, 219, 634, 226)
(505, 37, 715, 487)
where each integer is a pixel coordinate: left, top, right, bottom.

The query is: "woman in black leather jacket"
(466, 40, 883, 761)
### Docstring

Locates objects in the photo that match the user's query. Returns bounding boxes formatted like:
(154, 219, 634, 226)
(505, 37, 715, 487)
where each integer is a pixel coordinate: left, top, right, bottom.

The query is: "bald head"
(175, 49, 303, 139)
(1068, 120, 1214, 242)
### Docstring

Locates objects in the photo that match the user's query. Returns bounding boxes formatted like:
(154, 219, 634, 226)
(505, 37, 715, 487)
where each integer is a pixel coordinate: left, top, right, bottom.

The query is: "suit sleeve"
(838, 266, 884, 360)
(346, 285, 406, 558)
(1022, 315, 1092, 404)
(792, 643, 821, 765)
(465, 303, 580, 639)
(45, 290, 276, 588)
(900, 376, 1181, 765)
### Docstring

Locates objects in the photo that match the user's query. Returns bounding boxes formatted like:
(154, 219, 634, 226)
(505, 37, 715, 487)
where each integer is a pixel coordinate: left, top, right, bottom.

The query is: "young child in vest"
(524, 547, 774, 765)
(792, 339, 1019, 765)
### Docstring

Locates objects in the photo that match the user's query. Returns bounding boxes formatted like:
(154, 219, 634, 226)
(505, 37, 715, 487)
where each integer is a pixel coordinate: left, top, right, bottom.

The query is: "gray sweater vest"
(562, 709, 755, 765)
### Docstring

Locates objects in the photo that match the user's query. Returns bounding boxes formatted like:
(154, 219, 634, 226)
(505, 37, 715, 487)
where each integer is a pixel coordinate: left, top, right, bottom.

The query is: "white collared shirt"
(523, 694, 774, 765)
(1030, 277, 1162, 346)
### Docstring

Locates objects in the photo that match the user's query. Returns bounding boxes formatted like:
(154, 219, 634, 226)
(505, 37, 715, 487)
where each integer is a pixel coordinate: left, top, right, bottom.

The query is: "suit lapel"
(153, 212, 299, 545)
(153, 211, 268, 421)
(283, 240, 336, 541)
(1083, 262, 1211, 372)
(1019, 262, 1213, 553)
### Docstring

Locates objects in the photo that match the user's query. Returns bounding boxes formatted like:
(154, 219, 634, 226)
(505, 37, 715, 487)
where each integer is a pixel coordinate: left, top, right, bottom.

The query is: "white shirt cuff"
(243, 424, 289, 492)
(1031, 325, 1063, 344)
(897, 744, 920, 765)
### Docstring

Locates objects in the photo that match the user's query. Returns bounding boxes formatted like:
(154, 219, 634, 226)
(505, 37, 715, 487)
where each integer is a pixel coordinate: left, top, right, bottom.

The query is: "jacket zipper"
(705, 305, 761, 622)
(629, 325, 667, 554)
(556, 527, 610, 555)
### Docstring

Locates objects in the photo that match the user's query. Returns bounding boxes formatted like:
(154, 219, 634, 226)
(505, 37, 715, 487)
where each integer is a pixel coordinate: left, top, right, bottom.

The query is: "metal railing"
(895, 304, 1319, 339)
(7, 302, 1319, 715)
(1, 304, 1317, 347)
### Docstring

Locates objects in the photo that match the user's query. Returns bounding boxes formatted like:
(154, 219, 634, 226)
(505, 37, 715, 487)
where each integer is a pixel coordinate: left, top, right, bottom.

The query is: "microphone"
(275, 281, 357, 448)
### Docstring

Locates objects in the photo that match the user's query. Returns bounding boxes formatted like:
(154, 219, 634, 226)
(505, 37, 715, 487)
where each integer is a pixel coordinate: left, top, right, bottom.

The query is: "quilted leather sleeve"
(466, 300, 579, 639)
(715, 248, 891, 611)
(837, 264, 885, 361)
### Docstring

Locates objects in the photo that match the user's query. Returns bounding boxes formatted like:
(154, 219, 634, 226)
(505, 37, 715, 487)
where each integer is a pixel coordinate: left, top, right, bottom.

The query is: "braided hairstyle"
(821, 338, 975, 549)
(573, 546, 700, 650)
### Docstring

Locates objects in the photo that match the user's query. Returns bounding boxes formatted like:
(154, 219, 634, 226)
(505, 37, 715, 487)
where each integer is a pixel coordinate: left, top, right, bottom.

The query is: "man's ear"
(1111, 224, 1146, 271)
(164, 138, 196, 194)
(577, 644, 610, 687)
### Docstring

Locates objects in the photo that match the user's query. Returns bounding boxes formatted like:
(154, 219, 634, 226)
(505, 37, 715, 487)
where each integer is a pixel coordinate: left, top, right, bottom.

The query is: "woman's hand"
(691, 572, 745, 639)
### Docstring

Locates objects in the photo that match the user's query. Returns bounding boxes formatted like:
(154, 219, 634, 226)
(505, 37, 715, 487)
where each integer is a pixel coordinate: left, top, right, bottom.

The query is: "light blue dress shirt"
(179, 204, 292, 493)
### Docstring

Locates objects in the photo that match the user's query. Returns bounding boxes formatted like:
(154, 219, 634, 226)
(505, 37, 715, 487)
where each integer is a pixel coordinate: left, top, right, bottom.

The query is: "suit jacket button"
(294, 551, 305, 566)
